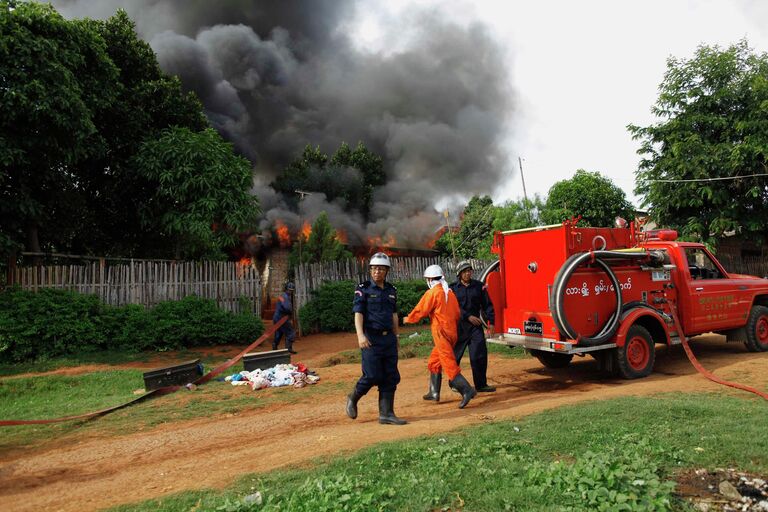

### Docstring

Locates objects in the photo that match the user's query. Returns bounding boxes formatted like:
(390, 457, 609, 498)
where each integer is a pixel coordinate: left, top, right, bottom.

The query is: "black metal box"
(143, 359, 203, 390)
(243, 349, 291, 372)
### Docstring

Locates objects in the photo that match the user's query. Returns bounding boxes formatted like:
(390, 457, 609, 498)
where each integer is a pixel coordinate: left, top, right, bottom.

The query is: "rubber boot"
(422, 372, 442, 401)
(448, 373, 477, 409)
(346, 389, 363, 419)
(378, 391, 407, 425)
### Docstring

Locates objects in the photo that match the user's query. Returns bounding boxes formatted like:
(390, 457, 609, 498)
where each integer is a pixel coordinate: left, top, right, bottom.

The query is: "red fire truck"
(482, 220, 768, 379)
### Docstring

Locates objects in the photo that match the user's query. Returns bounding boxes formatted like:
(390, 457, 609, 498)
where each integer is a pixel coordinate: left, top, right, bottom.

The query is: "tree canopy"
(629, 40, 768, 246)
(289, 212, 352, 267)
(272, 142, 384, 219)
(541, 170, 633, 227)
(132, 127, 260, 259)
(0, 3, 248, 261)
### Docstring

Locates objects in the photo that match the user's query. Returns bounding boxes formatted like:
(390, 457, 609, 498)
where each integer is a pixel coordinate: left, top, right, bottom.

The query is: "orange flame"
(301, 221, 312, 240)
(366, 234, 397, 249)
(335, 229, 348, 244)
(275, 220, 291, 248)
(238, 256, 252, 266)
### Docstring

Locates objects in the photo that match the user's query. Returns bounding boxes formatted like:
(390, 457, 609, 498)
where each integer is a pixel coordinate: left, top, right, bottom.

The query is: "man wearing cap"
(346, 252, 406, 425)
(450, 261, 496, 392)
(272, 282, 297, 354)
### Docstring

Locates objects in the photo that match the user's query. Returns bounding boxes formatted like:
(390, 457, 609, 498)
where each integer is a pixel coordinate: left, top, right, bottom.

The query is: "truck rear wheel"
(614, 325, 655, 379)
(531, 350, 574, 369)
(744, 305, 768, 352)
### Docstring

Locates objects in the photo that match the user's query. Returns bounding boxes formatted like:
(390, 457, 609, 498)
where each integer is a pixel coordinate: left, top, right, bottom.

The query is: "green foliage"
(299, 279, 428, 333)
(528, 436, 675, 511)
(435, 196, 543, 259)
(0, 288, 263, 362)
(0, 3, 212, 258)
(272, 142, 384, 219)
(541, 170, 633, 227)
(392, 279, 428, 321)
(299, 281, 356, 333)
(132, 127, 261, 259)
(289, 212, 352, 267)
(630, 40, 768, 246)
(0, 1, 119, 253)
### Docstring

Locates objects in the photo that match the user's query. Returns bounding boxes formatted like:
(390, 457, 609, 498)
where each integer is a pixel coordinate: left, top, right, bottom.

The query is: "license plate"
(524, 321, 543, 335)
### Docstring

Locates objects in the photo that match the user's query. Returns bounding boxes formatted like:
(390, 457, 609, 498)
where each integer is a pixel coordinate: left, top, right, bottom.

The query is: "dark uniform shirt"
(353, 280, 398, 331)
(449, 279, 495, 325)
(273, 291, 293, 322)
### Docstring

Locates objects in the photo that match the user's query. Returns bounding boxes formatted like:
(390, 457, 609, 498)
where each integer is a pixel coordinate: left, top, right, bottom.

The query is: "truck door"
(683, 247, 744, 334)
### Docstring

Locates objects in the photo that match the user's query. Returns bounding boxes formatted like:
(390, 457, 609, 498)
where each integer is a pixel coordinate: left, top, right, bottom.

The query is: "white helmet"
(369, 252, 391, 267)
(423, 264, 444, 279)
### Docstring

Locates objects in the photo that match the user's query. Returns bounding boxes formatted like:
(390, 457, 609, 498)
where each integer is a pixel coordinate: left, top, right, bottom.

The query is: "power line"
(650, 173, 768, 183)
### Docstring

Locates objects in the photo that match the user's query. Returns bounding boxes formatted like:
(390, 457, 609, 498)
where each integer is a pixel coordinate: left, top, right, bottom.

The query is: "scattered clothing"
(225, 363, 319, 391)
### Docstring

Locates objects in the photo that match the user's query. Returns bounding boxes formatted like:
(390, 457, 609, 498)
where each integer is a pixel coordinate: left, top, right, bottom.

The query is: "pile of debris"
(680, 468, 768, 511)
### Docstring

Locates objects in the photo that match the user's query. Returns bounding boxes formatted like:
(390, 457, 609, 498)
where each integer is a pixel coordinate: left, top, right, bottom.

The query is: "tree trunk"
(25, 223, 42, 266)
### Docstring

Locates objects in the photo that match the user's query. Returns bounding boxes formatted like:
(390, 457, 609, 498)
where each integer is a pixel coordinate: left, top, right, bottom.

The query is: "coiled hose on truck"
(550, 250, 652, 346)
(551, 250, 768, 400)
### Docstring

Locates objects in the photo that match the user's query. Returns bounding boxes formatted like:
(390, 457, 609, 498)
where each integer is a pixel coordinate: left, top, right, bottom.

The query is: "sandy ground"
(0, 333, 766, 512)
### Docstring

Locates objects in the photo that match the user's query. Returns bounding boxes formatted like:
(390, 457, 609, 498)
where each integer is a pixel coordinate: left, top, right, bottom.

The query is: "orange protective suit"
(404, 284, 463, 380)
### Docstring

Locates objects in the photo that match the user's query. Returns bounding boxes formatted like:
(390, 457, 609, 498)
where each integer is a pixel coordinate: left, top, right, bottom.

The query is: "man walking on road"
(450, 261, 496, 392)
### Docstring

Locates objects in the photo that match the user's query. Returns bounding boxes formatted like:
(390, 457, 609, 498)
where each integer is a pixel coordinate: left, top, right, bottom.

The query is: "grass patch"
(0, 364, 345, 451)
(113, 393, 768, 512)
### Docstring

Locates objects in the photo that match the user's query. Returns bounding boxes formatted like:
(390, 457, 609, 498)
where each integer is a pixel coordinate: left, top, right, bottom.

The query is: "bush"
(0, 288, 264, 362)
(299, 278, 429, 333)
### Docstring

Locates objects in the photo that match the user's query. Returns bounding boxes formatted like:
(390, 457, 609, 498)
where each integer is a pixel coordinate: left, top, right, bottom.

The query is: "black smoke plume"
(52, 0, 514, 248)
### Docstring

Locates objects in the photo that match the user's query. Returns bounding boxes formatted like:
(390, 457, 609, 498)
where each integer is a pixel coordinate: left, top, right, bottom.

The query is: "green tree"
(289, 212, 352, 267)
(541, 170, 633, 227)
(0, 4, 208, 259)
(629, 40, 768, 246)
(474, 196, 544, 259)
(434, 196, 495, 259)
(76, 10, 207, 257)
(132, 127, 260, 259)
(0, 1, 119, 254)
(272, 142, 384, 218)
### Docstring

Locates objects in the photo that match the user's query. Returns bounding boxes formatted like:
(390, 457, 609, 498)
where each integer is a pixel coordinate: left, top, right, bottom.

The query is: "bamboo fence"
(12, 259, 261, 315)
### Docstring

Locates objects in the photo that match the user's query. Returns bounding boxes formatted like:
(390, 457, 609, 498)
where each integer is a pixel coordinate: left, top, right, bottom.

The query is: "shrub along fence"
(293, 257, 496, 313)
(8, 254, 261, 315)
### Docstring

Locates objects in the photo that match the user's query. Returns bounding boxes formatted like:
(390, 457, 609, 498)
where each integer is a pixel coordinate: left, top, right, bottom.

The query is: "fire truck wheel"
(744, 305, 768, 352)
(531, 350, 574, 369)
(614, 325, 655, 379)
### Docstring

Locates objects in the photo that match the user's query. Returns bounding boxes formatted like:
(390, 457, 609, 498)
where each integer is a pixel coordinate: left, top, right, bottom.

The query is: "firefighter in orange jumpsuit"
(404, 264, 477, 408)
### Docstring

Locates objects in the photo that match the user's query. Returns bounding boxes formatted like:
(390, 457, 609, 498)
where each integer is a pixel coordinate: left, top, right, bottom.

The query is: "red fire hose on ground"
(0, 316, 288, 427)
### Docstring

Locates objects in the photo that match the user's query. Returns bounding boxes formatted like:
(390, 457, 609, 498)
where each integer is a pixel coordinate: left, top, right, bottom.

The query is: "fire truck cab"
(483, 221, 768, 379)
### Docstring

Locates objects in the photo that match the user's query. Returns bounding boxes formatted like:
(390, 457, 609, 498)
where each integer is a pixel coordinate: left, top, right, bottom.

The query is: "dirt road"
(1, 333, 766, 512)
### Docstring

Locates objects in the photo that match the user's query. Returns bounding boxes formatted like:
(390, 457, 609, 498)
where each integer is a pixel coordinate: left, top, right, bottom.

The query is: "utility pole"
(294, 190, 312, 263)
(518, 156, 533, 224)
(444, 209, 457, 263)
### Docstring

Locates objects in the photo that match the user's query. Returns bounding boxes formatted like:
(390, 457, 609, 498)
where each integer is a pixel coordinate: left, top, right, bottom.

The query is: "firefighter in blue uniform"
(345, 252, 406, 425)
(449, 261, 496, 392)
(272, 282, 297, 354)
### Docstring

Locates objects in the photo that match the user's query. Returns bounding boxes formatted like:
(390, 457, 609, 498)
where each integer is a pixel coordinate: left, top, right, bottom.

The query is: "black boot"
(448, 373, 477, 409)
(346, 389, 363, 419)
(378, 392, 407, 425)
(271, 344, 278, 351)
(422, 372, 442, 401)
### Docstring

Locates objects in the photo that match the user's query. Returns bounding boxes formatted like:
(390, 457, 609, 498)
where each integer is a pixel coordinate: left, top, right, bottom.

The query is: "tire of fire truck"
(744, 305, 768, 352)
(530, 350, 574, 369)
(613, 324, 655, 379)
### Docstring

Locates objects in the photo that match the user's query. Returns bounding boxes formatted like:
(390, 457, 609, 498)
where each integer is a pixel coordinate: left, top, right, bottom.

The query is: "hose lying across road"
(0, 316, 288, 426)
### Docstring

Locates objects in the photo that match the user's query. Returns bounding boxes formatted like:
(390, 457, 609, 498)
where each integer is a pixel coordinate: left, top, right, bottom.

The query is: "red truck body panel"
(487, 223, 768, 352)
